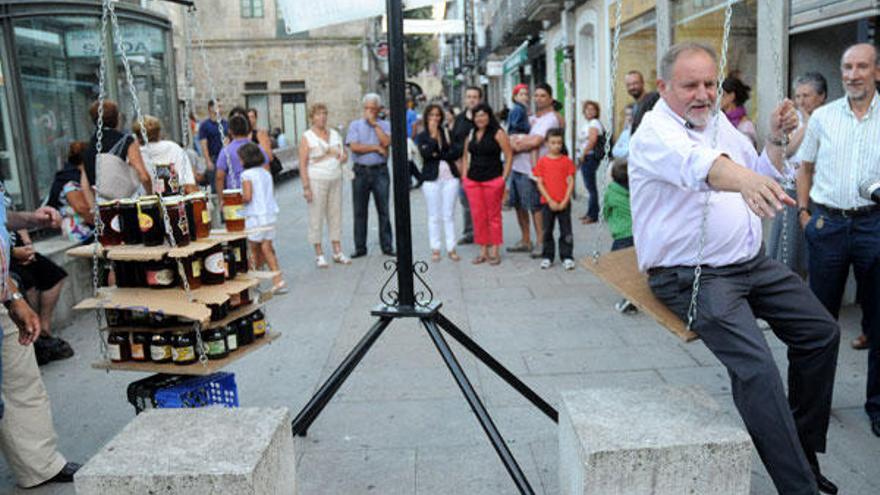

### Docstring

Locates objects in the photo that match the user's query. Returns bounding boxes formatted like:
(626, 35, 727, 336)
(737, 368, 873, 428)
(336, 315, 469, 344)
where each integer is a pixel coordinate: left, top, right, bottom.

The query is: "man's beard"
(844, 83, 869, 102)
(684, 101, 715, 128)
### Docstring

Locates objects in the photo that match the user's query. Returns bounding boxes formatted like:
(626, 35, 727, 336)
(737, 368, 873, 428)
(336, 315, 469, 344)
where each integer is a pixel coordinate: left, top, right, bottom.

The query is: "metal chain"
(686, 0, 735, 332)
(108, 1, 149, 149)
(591, 0, 623, 262)
(180, 7, 195, 150)
(93, 0, 111, 363)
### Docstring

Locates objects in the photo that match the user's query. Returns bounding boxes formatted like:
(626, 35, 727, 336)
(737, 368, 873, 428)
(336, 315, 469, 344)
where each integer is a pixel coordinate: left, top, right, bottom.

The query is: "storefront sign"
(65, 24, 164, 58)
(486, 61, 503, 77)
(609, 0, 656, 28)
(502, 41, 529, 75)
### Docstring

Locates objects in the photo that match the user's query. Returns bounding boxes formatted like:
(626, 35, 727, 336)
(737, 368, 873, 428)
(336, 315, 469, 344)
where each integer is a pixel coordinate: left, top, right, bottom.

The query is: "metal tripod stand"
(290, 1, 558, 493)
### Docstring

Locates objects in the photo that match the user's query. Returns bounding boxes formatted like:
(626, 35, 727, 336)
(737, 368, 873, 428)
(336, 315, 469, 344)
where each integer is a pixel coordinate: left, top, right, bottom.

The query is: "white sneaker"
(316, 255, 329, 268)
(540, 259, 552, 269)
(562, 259, 576, 271)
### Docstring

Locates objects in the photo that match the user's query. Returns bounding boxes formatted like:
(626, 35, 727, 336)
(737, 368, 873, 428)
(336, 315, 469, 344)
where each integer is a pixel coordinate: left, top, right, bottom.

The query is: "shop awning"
(277, 0, 436, 34)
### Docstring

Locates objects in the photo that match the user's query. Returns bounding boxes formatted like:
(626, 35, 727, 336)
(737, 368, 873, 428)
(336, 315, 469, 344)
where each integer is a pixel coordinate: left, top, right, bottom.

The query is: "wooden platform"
(91, 331, 281, 376)
(580, 248, 698, 342)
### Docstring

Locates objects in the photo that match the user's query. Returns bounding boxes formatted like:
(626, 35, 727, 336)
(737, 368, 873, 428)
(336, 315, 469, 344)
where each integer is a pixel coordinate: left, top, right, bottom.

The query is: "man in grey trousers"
(630, 42, 840, 495)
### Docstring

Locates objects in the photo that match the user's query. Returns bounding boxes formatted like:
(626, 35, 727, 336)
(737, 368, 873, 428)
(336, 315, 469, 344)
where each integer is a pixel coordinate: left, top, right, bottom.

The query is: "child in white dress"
(238, 143, 286, 293)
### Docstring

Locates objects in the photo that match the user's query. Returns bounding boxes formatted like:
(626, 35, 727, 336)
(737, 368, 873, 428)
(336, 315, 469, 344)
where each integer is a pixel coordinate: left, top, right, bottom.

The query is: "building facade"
(165, 0, 370, 148)
(0, 0, 179, 210)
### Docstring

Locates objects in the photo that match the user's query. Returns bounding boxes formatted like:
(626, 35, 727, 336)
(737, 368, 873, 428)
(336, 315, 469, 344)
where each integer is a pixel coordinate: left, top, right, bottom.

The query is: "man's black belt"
(354, 162, 387, 167)
(815, 202, 880, 218)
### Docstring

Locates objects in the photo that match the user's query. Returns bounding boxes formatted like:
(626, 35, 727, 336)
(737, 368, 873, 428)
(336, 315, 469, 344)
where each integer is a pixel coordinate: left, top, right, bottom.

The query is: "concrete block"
(559, 386, 752, 495)
(75, 407, 296, 495)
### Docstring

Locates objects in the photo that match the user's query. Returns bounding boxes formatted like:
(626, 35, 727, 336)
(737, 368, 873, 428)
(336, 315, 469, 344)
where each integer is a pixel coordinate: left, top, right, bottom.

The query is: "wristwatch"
(3, 291, 23, 309)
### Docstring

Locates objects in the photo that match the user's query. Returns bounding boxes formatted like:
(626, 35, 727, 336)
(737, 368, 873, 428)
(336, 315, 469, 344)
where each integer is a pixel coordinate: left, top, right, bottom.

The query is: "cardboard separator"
(580, 247, 698, 342)
(247, 270, 281, 280)
(66, 243, 105, 259)
(73, 275, 262, 323)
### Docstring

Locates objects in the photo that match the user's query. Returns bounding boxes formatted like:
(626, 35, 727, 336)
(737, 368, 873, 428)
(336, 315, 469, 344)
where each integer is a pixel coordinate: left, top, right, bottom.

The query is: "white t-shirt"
(303, 129, 344, 181)
(511, 111, 559, 175)
(241, 167, 279, 220)
(576, 118, 605, 158)
(140, 140, 196, 191)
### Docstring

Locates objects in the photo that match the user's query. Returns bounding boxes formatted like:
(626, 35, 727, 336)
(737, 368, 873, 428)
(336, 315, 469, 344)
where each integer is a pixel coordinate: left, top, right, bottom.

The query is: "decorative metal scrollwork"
(378, 260, 435, 308)
(379, 260, 400, 306)
(412, 261, 434, 308)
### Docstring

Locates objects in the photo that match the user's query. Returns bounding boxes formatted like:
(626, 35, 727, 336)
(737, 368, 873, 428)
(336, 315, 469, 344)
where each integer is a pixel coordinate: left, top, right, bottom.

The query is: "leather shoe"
(872, 418, 880, 437)
(851, 334, 869, 350)
(350, 251, 367, 259)
(814, 471, 838, 494)
(42, 462, 80, 484)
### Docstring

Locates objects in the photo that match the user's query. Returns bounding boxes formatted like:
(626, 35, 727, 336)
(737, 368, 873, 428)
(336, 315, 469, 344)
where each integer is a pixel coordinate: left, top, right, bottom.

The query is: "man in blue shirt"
(198, 100, 228, 192)
(346, 93, 394, 258)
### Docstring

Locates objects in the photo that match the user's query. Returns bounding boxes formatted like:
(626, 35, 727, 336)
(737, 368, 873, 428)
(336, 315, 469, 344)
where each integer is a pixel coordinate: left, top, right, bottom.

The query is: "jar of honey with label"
(222, 189, 245, 232)
(137, 195, 165, 247)
(98, 201, 123, 246)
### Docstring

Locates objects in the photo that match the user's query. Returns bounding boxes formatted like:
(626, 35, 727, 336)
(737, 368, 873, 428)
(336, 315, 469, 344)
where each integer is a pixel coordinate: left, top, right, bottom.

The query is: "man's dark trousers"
(648, 254, 839, 495)
(352, 163, 393, 254)
(805, 207, 880, 423)
(541, 204, 573, 261)
(459, 186, 473, 239)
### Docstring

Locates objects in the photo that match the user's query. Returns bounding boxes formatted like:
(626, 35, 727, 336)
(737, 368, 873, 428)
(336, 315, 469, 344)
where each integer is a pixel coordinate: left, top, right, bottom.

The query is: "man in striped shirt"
(797, 43, 880, 440)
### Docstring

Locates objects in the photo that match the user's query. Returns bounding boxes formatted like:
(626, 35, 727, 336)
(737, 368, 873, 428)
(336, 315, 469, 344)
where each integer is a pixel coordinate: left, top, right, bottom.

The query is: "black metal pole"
(386, 0, 415, 308)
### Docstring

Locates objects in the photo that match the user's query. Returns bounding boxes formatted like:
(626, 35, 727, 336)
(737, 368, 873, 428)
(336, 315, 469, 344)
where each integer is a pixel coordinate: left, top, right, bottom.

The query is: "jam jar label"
(177, 204, 189, 235)
(226, 334, 238, 350)
(172, 345, 195, 362)
(147, 269, 175, 286)
(234, 247, 242, 262)
(205, 252, 225, 275)
(139, 212, 154, 232)
(110, 214, 122, 233)
(206, 339, 226, 356)
(191, 259, 202, 278)
(131, 343, 145, 360)
(108, 344, 122, 361)
(202, 210, 211, 225)
(151, 345, 171, 361)
(223, 204, 243, 220)
(253, 319, 267, 336)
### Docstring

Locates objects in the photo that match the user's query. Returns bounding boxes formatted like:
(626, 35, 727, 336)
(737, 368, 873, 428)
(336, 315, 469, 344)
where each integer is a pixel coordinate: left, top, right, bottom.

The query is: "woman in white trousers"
(414, 104, 460, 262)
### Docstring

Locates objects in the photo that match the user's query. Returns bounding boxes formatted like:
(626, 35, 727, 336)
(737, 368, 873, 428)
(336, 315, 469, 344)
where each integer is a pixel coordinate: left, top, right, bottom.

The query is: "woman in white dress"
(298, 103, 350, 268)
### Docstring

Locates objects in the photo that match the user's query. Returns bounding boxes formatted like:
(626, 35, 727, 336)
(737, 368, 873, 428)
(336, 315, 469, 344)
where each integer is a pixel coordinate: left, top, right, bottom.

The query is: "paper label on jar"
(147, 269, 175, 286)
(205, 252, 225, 275)
(110, 214, 122, 233)
(172, 345, 195, 362)
(108, 344, 122, 361)
(192, 259, 202, 278)
(223, 204, 243, 221)
(229, 293, 241, 307)
(139, 212, 154, 232)
(226, 334, 238, 350)
(131, 343, 145, 360)
(151, 345, 171, 361)
(253, 319, 267, 336)
(202, 210, 211, 225)
(234, 246, 242, 262)
(206, 339, 226, 355)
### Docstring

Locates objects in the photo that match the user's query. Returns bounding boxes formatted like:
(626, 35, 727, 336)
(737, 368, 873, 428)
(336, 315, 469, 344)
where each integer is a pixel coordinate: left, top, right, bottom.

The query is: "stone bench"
(75, 407, 296, 494)
(559, 386, 752, 495)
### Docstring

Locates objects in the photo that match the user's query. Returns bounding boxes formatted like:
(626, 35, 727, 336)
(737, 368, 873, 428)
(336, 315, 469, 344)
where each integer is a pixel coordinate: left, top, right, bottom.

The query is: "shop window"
(13, 15, 102, 204)
(241, 0, 264, 19)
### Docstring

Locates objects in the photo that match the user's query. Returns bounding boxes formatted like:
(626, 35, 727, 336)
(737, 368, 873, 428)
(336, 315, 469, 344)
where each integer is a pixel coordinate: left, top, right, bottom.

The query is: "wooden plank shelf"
(91, 331, 281, 376)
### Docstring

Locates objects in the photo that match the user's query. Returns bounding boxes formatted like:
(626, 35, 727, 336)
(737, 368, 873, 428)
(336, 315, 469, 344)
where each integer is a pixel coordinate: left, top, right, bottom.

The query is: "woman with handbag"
(298, 103, 350, 268)
(415, 104, 460, 262)
(83, 100, 152, 200)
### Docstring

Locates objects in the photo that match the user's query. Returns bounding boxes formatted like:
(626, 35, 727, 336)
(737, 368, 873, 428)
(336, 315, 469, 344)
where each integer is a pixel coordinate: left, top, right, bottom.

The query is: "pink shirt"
(628, 98, 784, 272)
(511, 111, 558, 175)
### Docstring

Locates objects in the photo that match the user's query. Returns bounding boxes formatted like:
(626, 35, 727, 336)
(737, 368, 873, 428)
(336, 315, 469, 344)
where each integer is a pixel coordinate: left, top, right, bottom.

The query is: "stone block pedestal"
(75, 407, 296, 495)
(559, 386, 752, 495)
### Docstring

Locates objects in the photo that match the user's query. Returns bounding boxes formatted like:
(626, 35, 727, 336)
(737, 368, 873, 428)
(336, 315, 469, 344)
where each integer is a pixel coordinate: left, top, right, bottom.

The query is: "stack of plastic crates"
(126, 372, 238, 414)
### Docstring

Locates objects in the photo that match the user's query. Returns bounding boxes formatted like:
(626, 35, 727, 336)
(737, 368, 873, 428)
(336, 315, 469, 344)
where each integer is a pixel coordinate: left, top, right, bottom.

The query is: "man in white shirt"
(630, 42, 840, 495)
(797, 43, 880, 439)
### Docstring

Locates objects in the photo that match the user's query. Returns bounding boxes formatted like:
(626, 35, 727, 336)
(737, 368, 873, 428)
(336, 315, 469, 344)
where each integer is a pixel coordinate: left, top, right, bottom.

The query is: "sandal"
(272, 281, 290, 295)
(448, 251, 460, 262)
(315, 255, 329, 268)
(332, 253, 351, 265)
(488, 256, 501, 266)
(471, 255, 488, 265)
(431, 250, 442, 262)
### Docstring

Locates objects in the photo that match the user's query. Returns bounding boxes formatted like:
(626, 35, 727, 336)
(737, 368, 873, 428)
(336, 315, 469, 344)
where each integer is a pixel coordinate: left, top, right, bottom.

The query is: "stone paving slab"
(2, 177, 877, 495)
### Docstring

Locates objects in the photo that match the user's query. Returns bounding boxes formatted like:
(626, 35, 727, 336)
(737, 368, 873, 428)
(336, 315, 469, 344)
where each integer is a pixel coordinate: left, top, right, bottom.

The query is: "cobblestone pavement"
(2, 174, 877, 494)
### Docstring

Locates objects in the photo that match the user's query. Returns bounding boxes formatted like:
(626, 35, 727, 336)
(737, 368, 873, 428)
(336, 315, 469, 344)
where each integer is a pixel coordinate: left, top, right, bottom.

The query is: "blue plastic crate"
(153, 372, 239, 409)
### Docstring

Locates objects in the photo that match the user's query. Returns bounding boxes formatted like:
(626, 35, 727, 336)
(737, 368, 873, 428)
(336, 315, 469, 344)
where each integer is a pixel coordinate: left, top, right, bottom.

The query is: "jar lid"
(98, 200, 118, 207)
(184, 191, 207, 200)
(222, 189, 243, 194)
(118, 198, 137, 205)
(162, 195, 185, 206)
(139, 195, 160, 204)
